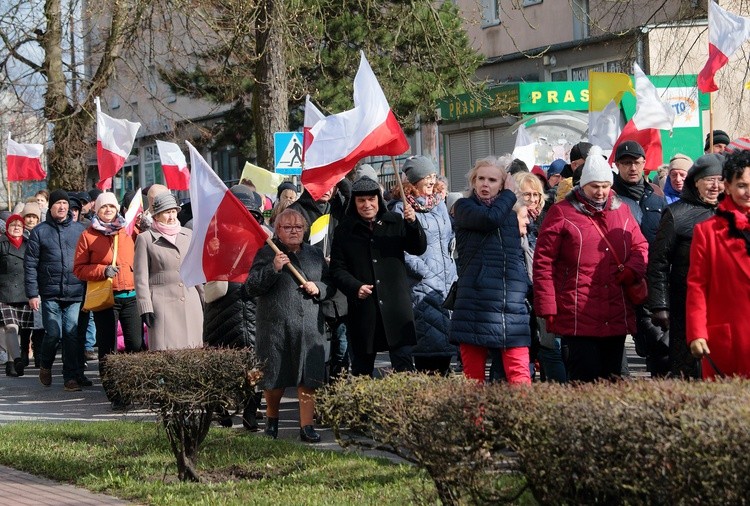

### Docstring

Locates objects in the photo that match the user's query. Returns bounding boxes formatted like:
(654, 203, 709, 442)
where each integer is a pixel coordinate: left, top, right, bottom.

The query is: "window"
(522, 0, 542, 6)
(143, 145, 164, 186)
(481, 0, 500, 27)
(572, 0, 589, 40)
(110, 96, 120, 109)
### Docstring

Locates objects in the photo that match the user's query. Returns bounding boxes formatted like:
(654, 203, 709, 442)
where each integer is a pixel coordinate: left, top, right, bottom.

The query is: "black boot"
(265, 417, 279, 439)
(20, 329, 30, 368)
(242, 399, 259, 431)
(300, 425, 321, 443)
(13, 358, 24, 377)
(5, 362, 17, 377)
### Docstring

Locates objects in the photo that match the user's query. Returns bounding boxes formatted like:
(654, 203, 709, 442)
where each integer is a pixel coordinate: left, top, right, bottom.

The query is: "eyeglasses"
(280, 225, 303, 232)
(522, 192, 542, 200)
(7, 222, 22, 227)
(700, 177, 723, 186)
(618, 159, 645, 167)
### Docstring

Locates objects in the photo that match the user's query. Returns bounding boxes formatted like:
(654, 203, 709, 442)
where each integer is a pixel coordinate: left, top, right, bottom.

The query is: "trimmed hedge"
(319, 375, 750, 505)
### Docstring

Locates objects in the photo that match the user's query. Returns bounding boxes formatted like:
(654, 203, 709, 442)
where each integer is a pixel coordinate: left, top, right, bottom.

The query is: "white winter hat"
(579, 145, 613, 187)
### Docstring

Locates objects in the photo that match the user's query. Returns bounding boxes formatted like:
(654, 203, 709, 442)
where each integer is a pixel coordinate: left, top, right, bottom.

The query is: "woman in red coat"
(687, 150, 750, 378)
(533, 146, 649, 382)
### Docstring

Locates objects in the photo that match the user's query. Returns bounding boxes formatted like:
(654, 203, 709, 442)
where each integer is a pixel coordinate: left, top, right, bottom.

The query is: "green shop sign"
(437, 85, 520, 121)
(519, 82, 589, 113)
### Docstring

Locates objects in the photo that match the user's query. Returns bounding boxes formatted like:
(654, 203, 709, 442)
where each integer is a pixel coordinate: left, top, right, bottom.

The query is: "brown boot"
(39, 367, 52, 386)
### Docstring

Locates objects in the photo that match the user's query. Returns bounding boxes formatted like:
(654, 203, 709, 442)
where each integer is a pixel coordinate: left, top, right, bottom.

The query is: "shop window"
(481, 0, 500, 27)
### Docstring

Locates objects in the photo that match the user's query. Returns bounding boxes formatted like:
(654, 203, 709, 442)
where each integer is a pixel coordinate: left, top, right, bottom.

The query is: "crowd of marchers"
(1, 130, 750, 443)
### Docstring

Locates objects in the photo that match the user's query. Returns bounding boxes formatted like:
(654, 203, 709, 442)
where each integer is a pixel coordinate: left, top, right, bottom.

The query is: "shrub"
(104, 348, 262, 482)
(320, 375, 750, 505)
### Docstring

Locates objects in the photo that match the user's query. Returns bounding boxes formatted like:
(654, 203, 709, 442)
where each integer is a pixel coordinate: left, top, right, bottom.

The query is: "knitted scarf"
(474, 190, 500, 207)
(716, 196, 750, 256)
(573, 186, 607, 213)
(91, 214, 125, 236)
(406, 193, 440, 213)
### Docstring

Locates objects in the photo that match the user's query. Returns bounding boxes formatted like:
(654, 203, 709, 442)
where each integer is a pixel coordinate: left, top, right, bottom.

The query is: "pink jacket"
(533, 191, 648, 337)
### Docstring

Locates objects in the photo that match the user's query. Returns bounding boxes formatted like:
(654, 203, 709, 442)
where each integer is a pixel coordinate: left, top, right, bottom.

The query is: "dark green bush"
(104, 348, 262, 482)
(320, 375, 750, 506)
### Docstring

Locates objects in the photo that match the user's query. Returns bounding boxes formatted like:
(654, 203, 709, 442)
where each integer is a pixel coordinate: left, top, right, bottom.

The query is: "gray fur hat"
(350, 176, 381, 196)
(151, 193, 180, 216)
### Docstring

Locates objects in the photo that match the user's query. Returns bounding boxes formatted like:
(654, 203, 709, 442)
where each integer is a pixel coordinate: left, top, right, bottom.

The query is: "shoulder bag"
(587, 216, 647, 305)
(83, 233, 119, 312)
(442, 232, 492, 310)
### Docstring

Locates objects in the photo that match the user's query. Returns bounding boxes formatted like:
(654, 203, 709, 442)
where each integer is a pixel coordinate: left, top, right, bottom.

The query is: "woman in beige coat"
(134, 193, 203, 350)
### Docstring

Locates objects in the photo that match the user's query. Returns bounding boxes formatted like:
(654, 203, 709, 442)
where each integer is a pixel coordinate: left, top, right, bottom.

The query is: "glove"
(104, 265, 120, 278)
(615, 266, 638, 286)
(690, 338, 710, 358)
(650, 310, 670, 331)
(141, 312, 155, 328)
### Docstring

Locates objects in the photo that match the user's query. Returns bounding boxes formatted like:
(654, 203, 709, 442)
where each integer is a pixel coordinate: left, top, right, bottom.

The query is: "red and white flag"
(609, 64, 674, 171)
(698, 1, 750, 93)
(303, 95, 325, 156)
(156, 140, 190, 190)
(302, 51, 409, 200)
(180, 141, 269, 286)
(123, 188, 143, 236)
(96, 96, 140, 186)
(6, 133, 46, 181)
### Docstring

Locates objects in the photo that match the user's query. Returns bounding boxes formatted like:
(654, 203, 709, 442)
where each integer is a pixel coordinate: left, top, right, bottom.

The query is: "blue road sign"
(274, 132, 304, 175)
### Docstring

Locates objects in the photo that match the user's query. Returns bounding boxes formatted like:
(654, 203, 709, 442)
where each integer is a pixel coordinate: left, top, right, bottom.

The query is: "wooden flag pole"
(709, 92, 714, 152)
(391, 156, 406, 206)
(265, 237, 308, 285)
(6, 180, 12, 212)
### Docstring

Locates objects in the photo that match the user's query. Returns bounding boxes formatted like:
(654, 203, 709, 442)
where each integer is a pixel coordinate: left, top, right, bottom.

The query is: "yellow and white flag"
(309, 214, 331, 245)
(240, 161, 287, 197)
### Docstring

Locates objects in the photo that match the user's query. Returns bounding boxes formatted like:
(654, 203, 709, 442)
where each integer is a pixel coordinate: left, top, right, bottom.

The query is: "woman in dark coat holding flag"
(246, 208, 335, 443)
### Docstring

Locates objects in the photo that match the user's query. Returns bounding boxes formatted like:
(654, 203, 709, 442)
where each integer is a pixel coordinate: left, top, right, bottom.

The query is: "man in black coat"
(330, 177, 427, 376)
(612, 140, 669, 377)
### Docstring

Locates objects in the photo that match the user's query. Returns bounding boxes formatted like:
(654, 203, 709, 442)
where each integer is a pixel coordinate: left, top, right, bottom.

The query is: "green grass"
(0, 421, 436, 505)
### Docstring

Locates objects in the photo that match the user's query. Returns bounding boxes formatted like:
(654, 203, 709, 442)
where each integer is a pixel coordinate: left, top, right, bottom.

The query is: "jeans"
(40, 299, 83, 382)
(85, 312, 96, 351)
(328, 321, 350, 381)
(538, 337, 568, 383)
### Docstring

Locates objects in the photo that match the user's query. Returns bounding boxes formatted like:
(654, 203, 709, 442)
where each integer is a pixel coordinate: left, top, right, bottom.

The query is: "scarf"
(91, 214, 125, 236)
(151, 220, 181, 244)
(716, 196, 750, 256)
(474, 190, 500, 207)
(573, 186, 607, 213)
(406, 193, 440, 213)
(614, 175, 646, 202)
(5, 230, 22, 249)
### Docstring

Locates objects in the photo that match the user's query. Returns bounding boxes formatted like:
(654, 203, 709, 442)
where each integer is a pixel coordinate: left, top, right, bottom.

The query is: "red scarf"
(718, 196, 750, 230)
(5, 216, 23, 249)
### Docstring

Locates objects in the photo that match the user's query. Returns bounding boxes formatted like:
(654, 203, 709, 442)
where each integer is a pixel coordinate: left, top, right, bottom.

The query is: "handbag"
(587, 216, 648, 305)
(442, 232, 492, 310)
(83, 233, 119, 312)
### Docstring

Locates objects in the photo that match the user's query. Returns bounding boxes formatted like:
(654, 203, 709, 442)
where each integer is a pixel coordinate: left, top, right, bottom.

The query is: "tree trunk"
(254, 0, 288, 171)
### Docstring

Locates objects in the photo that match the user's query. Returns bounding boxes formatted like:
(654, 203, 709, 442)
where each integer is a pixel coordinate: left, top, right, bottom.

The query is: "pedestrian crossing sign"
(274, 132, 304, 175)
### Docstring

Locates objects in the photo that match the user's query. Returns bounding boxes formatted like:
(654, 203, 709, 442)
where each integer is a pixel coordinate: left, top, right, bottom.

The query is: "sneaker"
(77, 376, 93, 387)
(39, 367, 52, 386)
(13, 358, 24, 377)
(63, 379, 82, 392)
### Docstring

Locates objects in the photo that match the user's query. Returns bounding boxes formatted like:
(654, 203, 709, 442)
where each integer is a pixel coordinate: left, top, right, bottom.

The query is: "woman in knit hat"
(533, 145, 649, 382)
(0, 214, 34, 377)
(647, 153, 725, 379)
(687, 149, 750, 378)
(74, 192, 142, 405)
(392, 156, 457, 375)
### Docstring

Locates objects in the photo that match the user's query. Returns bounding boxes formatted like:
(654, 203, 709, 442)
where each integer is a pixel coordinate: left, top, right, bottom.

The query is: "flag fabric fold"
(303, 95, 325, 156)
(588, 99, 623, 151)
(239, 161, 286, 197)
(511, 124, 536, 168)
(631, 63, 675, 132)
(698, 1, 750, 93)
(302, 51, 409, 200)
(180, 142, 269, 286)
(6, 133, 46, 181)
(609, 120, 663, 171)
(156, 140, 190, 190)
(123, 188, 143, 236)
(588, 71, 633, 151)
(96, 96, 141, 186)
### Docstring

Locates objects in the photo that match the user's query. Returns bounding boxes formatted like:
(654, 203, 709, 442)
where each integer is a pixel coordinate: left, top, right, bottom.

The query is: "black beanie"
(350, 176, 381, 196)
(705, 130, 731, 151)
(48, 189, 69, 206)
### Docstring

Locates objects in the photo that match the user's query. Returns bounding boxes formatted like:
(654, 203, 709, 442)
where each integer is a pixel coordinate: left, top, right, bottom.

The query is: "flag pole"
(390, 156, 406, 206)
(709, 92, 714, 152)
(264, 237, 308, 285)
(6, 180, 12, 211)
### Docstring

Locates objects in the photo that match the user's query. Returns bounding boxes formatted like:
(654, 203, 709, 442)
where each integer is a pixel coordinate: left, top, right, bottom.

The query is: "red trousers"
(460, 343, 531, 384)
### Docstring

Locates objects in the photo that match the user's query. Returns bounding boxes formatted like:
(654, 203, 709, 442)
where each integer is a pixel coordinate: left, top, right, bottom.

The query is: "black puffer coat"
(646, 172, 716, 377)
(203, 282, 257, 348)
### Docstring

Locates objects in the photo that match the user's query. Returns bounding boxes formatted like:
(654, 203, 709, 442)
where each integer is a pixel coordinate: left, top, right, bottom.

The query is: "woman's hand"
(358, 284, 374, 299)
(504, 173, 518, 193)
(273, 251, 290, 272)
(690, 338, 710, 358)
(403, 203, 416, 223)
(300, 281, 320, 296)
(527, 206, 540, 220)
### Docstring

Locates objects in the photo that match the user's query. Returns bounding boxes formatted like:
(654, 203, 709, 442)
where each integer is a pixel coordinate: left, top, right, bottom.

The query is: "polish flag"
(6, 133, 46, 181)
(96, 96, 141, 186)
(302, 51, 409, 200)
(156, 140, 190, 190)
(123, 188, 143, 235)
(180, 141, 270, 286)
(303, 95, 325, 156)
(698, 2, 750, 93)
(609, 64, 675, 171)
